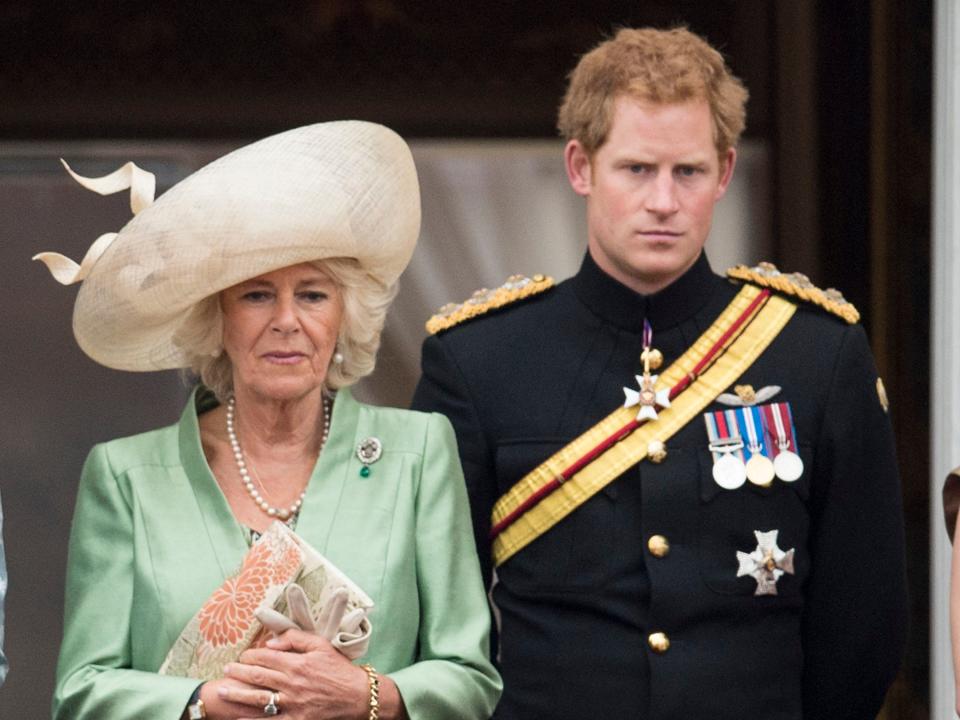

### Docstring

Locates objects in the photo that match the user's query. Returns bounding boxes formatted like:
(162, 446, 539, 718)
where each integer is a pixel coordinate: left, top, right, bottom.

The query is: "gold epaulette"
(727, 262, 860, 324)
(425, 274, 555, 334)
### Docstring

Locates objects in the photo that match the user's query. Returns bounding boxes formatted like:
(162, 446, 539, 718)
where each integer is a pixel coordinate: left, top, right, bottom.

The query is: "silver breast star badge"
(623, 374, 671, 421)
(736, 529, 795, 596)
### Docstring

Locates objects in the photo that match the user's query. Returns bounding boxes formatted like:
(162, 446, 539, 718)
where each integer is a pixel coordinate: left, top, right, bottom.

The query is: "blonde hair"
(175, 258, 397, 399)
(557, 27, 748, 157)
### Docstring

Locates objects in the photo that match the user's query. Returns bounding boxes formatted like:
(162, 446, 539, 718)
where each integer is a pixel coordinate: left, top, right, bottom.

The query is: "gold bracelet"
(361, 663, 380, 720)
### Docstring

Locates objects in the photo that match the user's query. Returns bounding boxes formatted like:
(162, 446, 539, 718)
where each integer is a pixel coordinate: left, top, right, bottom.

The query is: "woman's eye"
(300, 291, 328, 302)
(242, 290, 271, 302)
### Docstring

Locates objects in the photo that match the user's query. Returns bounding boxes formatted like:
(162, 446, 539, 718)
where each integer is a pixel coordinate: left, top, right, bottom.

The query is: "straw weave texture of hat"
(42, 121, 420, 371)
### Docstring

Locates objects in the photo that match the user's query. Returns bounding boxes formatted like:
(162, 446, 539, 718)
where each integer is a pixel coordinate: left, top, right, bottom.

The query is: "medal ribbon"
(491, 287, 798, 567)
(704, 411, 744, 462)
(737, 406, 766, 460)
(760, 402, 798, 456)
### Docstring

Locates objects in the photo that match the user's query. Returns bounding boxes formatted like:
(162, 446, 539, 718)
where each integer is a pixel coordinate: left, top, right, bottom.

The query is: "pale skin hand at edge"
(951, 510, 960, 717)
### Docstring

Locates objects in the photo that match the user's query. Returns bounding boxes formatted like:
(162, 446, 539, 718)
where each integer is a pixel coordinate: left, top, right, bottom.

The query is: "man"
(412, 27, 907, 719)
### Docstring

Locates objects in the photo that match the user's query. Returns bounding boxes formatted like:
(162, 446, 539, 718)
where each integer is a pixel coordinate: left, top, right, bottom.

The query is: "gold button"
(647, 535, 670, 558)
(647, 440, 667, 463)
(648, 632, 670, 654)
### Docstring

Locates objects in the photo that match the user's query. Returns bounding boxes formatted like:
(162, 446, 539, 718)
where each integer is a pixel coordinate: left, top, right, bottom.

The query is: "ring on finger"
(263, 691, 280, 716)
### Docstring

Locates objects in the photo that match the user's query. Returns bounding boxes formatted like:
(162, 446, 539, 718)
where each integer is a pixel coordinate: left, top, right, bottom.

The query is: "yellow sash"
(492, 286, 797, 567)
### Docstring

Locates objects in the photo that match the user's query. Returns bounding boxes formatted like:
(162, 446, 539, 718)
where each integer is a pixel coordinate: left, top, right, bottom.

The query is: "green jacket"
(54, 388, 501, 719)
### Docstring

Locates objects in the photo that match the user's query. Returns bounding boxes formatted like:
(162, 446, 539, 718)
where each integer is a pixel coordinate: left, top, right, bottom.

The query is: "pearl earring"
(333, 351, 344, 365)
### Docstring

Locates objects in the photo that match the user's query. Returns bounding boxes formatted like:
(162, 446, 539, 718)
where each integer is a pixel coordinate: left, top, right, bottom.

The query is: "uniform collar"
(571, 250, 721, 332)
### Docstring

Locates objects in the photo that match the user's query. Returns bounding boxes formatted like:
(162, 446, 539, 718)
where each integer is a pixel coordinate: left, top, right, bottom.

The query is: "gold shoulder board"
(727, 262, 860, 324)
(426, 274, 555, 334)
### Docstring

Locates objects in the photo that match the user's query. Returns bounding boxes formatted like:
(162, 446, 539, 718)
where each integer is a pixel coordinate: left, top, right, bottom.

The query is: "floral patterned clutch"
(159, 521, 373, 680)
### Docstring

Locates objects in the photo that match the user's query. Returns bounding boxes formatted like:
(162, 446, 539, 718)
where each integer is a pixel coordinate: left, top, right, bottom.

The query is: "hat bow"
(33, 160, 156, 285)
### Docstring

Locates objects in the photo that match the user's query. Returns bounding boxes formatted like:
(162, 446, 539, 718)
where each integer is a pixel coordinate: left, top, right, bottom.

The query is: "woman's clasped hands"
(212, 629, 371, 720)
(197, 585, 399, 720)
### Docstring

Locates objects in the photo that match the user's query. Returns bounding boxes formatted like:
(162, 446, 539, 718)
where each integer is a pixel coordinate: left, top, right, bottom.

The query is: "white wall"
(931, 1, 960, 716)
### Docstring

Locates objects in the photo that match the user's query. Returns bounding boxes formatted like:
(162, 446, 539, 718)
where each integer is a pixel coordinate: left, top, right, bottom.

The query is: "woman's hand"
(194, 677, 268, 720)
(220, 629, 369, 720)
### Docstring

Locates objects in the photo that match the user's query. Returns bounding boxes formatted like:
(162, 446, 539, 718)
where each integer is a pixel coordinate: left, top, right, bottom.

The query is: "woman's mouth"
(263, 351, 306, 365)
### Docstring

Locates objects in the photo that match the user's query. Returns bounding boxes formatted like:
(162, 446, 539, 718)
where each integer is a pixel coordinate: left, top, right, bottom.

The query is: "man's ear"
(715, 147, 737, 200)
(564, 140, 592, 197)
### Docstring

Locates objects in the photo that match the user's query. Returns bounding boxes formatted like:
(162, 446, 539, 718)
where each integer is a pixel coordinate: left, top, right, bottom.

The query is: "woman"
(37, 122, 501, 719)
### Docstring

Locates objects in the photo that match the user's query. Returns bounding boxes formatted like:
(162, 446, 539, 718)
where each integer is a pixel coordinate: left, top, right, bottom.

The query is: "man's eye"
(677, 166, 700, 177)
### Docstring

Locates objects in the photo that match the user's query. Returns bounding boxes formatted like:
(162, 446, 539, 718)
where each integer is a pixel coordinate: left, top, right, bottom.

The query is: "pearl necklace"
(226, 395, 330, 521)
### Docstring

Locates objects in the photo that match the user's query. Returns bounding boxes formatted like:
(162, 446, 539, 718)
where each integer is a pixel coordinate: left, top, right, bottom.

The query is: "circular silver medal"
(746, 454, 776, 486)
(713, 453, 747, 490)
(773, 450, 804, 482)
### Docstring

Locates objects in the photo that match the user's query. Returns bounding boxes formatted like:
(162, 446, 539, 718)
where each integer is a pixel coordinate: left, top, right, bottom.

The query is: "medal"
(623, 374, 670, 421)
(739, 407, 774, 487)
(773, 452, 803, 482)
(713, 450, 747, 489)
(761, 402, 804, 482)
(624, 320, 670, 422)
(736, 529, 796, 596)
(746, 454, 776, 486)
(704, 410, 747, 489)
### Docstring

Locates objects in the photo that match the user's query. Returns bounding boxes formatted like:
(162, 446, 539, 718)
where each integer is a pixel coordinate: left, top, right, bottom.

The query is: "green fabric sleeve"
(388, 413, 502, 719)
(53, 443, 200, 720)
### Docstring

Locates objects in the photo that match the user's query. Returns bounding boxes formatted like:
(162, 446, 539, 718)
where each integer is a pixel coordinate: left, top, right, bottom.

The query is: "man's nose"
(646, 173, 680, 215)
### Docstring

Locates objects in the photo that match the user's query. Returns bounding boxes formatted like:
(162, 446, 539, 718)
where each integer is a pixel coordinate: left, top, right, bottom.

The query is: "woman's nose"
(270, 295, 299, 334)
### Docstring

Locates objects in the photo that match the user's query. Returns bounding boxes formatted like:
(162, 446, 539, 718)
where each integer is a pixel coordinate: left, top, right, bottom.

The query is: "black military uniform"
(412, 251, 907, 720)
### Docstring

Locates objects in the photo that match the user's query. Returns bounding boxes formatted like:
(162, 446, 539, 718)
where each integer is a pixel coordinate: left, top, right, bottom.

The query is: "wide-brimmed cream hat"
(34, 121, 420, 371)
